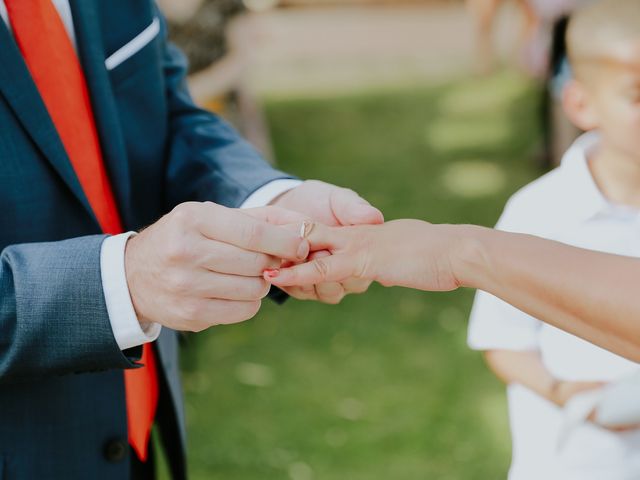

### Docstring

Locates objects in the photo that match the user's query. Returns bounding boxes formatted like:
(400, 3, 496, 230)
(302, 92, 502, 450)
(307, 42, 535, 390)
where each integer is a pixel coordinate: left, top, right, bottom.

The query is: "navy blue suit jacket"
(0, 1, 294, 478)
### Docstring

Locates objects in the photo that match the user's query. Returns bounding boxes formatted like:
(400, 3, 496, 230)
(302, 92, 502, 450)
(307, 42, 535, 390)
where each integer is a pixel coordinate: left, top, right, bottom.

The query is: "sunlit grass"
(441, 160, 507, 198)
(437, 72, 531, 116)
(426, 118, 514, 153)
(177, 71, 543, 480)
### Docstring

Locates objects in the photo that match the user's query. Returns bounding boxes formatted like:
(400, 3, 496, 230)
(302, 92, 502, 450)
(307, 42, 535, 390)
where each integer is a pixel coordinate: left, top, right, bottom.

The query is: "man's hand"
(125, 202, 309, 332)
(270, 180, 384, 304)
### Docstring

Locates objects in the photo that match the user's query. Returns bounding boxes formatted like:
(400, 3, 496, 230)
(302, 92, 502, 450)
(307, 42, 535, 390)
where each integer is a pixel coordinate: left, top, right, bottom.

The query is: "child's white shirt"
(468, 131, 640, 480)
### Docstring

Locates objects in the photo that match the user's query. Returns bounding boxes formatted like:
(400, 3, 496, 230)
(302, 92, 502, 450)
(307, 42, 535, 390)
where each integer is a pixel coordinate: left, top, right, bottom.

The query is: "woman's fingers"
(265, 253, 356, 287)
(341, 277, 372, 295)
(264, 224, 370, 288)
(276, 251, 345, 302)
(314, 282, 346, 304)
(294, 221, 344, 251)
(308, 250, 346, 304)
(280, 285, 319, 301)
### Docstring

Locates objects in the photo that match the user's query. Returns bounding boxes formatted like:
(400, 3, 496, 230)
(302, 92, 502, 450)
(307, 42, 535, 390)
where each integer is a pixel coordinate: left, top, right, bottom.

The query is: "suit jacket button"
(104, 438, 127, 463)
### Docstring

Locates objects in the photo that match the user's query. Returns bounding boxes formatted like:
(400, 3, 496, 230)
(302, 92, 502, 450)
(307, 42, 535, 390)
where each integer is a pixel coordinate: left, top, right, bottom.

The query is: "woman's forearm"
(452, 225, 640, 361)
(267, 219, 640, 360)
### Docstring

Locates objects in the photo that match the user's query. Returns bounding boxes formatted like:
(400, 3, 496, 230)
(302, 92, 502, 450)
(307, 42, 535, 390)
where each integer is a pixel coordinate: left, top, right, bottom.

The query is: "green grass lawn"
(178, 71, 543, 480)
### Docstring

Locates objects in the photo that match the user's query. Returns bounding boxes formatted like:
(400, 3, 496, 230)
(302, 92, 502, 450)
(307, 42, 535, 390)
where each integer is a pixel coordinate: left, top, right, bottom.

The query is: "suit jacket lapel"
(0, 19, 97, 225)
(69, 0, 134, 229)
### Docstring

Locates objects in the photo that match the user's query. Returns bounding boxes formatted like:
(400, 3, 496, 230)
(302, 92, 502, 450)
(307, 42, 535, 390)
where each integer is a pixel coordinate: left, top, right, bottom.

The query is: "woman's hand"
(266, 180, 384, 304)
(264, 219, 465, 292)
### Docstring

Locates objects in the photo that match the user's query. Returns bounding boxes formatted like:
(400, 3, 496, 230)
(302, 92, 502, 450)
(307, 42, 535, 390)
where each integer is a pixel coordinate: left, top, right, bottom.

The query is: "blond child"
(468, 1, 640, 478)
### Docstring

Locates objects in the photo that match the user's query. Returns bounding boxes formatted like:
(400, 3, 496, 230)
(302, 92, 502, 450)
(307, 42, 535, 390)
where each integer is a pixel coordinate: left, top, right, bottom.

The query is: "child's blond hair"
(567, 0, 640, 78)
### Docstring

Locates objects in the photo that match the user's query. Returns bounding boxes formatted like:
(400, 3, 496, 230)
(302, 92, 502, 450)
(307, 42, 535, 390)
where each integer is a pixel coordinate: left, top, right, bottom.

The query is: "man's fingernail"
(355, 205, 376, 215)
(356, 205, 384, 222)
(297, 240, 309, 260)
(264, 269, 280, 279)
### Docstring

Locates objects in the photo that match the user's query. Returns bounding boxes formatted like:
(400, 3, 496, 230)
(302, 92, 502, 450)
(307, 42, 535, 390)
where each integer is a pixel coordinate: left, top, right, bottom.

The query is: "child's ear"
(562, 80, 599, 131)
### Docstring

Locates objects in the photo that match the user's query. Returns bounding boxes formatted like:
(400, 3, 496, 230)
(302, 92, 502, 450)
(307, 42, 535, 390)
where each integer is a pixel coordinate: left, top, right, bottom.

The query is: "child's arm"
(483, 349, 604, 407)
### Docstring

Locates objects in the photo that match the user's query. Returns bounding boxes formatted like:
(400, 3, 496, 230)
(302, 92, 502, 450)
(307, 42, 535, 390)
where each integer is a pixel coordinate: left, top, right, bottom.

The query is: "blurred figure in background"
(159, 0, 277, 160)
(466, 0, 594, 167)
(525, 0, 584, 76)
(466, 0, 590, 77)
(466, 0, 538, 74)
(468, 1, 640, 478)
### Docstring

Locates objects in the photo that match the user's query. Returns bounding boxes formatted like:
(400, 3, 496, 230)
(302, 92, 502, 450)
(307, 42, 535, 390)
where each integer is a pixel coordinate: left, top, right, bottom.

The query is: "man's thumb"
(242, 205, 311, 226)
(331, 189, 384, 226)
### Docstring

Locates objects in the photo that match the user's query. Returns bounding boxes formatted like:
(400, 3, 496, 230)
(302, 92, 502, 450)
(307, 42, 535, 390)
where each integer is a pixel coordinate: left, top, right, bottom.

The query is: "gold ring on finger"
(300, 220, 315, 239)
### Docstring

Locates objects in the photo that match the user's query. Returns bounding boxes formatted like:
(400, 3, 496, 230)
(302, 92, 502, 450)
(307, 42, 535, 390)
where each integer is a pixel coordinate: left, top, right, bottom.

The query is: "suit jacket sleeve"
(158, 12, 297, 210)
(0, 235, 139, 383)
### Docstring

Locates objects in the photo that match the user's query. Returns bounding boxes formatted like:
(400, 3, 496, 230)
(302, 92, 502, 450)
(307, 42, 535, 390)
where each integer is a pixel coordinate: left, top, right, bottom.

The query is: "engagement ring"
(300, 221, 315, 239)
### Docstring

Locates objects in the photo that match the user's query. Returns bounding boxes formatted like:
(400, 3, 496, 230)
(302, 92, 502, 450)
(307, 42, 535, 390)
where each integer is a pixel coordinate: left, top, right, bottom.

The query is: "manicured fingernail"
(264, 269, 280, 279)
(297, 240, 309, 260)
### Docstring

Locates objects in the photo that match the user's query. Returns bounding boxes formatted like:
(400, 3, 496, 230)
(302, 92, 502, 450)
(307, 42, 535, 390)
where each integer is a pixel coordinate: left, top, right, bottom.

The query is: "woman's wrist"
(448, 224, 494, 290)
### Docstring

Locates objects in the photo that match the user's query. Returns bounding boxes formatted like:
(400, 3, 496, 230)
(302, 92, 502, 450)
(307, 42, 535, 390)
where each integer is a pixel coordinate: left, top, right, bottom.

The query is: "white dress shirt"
(0, 1, 301, 350)
(468, 132, 640, 480)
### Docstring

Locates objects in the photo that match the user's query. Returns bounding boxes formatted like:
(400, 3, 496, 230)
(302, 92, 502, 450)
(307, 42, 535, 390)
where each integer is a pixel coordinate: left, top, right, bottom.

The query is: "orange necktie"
(5, 0, 159, 461)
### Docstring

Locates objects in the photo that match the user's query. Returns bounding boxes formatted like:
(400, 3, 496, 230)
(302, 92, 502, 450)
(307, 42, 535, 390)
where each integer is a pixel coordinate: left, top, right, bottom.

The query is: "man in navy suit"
(0, 0, 383, 478)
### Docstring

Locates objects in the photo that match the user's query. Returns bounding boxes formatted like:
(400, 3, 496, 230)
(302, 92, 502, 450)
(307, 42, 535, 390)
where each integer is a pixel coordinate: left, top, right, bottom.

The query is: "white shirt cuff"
(240, 179, 302, 209)
(100, 232, 162, 351)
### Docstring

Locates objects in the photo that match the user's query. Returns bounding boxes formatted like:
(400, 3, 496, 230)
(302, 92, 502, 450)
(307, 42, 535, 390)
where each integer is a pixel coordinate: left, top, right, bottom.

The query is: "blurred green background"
(161, 71, 543, 479)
